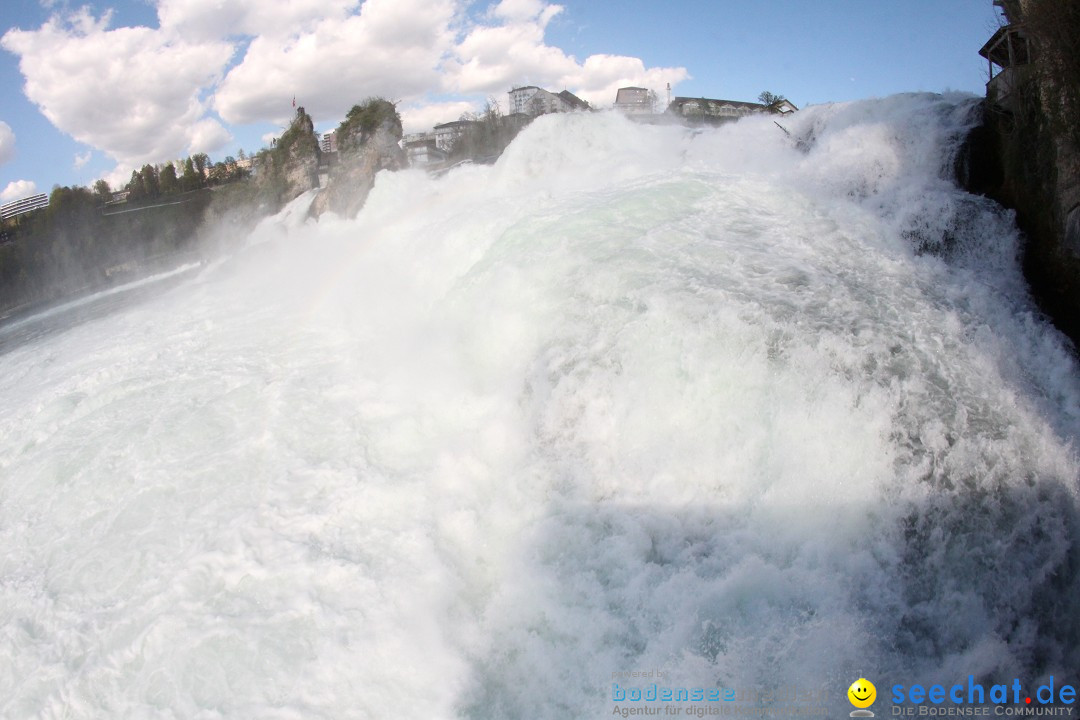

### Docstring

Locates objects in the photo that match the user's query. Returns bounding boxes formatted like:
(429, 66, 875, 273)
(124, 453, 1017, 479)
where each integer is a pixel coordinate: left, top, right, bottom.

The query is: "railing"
(986, 64, 1035, 114)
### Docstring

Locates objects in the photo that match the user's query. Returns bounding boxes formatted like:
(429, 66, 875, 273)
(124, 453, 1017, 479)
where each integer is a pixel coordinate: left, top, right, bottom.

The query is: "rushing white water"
(1, 93, 1079, 719)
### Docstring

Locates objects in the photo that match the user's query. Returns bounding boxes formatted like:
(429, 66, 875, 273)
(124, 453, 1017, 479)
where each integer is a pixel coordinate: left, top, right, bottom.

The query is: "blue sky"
(0, 0, 1001, 202)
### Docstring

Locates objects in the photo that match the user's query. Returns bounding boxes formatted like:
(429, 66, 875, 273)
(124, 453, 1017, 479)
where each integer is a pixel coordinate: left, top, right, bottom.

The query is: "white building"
(106, 190, 130, 205)
(404, 138, 447, 167)
(769, 99, 798, 115)
(0, 192, 49, 221)
(509, 86, 542, 115)
(402, 131, 435, 145)
(433, 120, 477, 152)
(320, 130, 338, 154)
(508, 86, 590, 117)
(614, 87, 655, 114)
(403, 132, 447, 166)
(667, 97, 799, 125)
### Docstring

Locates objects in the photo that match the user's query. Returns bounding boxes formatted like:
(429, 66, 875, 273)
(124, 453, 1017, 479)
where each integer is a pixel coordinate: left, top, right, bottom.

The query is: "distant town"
(0, 86, 796, 226)
(394, 85, 796, 171)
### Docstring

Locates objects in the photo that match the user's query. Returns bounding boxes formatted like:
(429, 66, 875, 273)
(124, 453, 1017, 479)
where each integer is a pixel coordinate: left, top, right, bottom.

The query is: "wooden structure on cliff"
(979, 23, 1032, 112)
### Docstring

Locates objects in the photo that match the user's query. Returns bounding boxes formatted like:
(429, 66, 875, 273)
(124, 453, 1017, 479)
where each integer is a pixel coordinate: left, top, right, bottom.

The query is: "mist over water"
(1, 93, 1079, 718)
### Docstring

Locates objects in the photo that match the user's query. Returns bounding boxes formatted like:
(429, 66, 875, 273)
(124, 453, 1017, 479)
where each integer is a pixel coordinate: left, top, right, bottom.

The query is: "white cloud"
(189, 117, 233, 154)
(73, 150, 91, 168)
(2, 0, 688, 178)
(444, 2, 687, 107)
(0, 121, 15, 165)
(103, 164, 136, 192)
(214, 0, 458, 126)
(214, 0, 686, 127)
(558, 54, 688, 108)
(157, 0, 361, 41)
(400, 100, 479, 134)
(1, 179, 38, 203)
(1, 7, 233, 167)
(449, 19, 573, 94)
(490, 0, 561, 24)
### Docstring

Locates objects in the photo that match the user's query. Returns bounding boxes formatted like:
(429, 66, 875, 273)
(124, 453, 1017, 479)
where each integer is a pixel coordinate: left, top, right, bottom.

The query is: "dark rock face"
(963, 94, 1080, 347)
(975, 96, 1080, 345)
(976, 0, 1080, 348)
(1031, 204, 1080, 344)
(955, 123, 1003, 197)
(312, 100, 407, 219)
(1065, 205, 1080, 257)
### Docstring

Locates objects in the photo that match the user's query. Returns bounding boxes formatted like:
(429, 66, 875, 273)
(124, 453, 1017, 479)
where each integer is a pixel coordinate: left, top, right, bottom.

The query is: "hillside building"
(0, 192, 49, 221)
(614, 87, 655, 114)
(668, 96, 798, 125)
(767, 99, 798, 115)
(320, 130, 338, 154)
(509, 86, 590, 117)
(433, 120, 478, 152)
(404, 136, 447, 167)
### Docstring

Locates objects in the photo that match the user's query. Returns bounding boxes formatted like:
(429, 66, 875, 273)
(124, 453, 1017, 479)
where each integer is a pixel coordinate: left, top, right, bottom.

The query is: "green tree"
(93, 179, 111, 202)
(192, 153, 209, 180)
(180, 157, 200, 192)
(159, 163, 179, 194)
(126, 169, 145, 200)
(336, 98, 402, 153)
(448, 96, 527, 161)
(139, 164, 160, 198)
(758, 91, 786, 106)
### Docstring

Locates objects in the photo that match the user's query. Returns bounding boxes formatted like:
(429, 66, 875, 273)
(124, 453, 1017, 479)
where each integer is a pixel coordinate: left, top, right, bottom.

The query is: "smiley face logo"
(848, 678, 877, 709)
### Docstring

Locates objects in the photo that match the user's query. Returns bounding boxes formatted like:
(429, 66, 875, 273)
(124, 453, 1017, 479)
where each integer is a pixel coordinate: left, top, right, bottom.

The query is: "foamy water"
(1, 94, 1078, 719)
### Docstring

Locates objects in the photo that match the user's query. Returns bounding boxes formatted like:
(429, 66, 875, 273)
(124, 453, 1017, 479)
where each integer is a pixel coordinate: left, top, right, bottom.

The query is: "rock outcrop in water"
(255, 107, 322, 207)
(311, 98, 406, 219)
(959, 0, 1080, 345)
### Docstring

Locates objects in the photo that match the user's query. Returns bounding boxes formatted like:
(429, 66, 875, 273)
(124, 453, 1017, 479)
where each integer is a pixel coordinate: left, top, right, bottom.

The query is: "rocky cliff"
(256, 107, 322, 207)
(963, 0, 1080, 345)
(311, 99, 406, 219)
